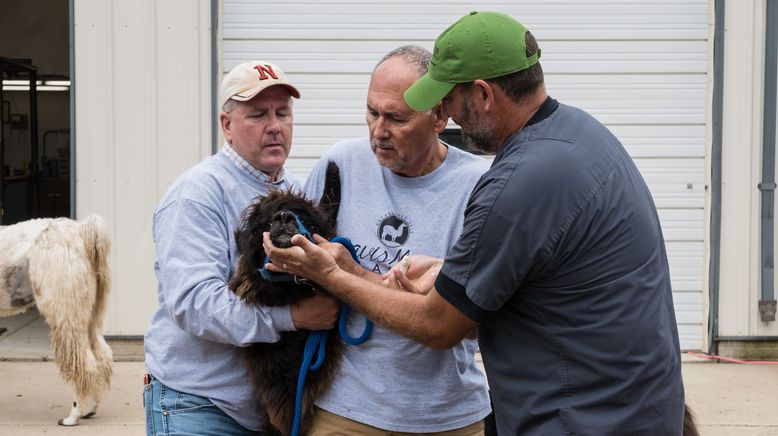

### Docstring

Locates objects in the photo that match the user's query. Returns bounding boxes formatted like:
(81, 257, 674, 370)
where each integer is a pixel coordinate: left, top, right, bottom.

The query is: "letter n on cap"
(254, 64, 278, 80)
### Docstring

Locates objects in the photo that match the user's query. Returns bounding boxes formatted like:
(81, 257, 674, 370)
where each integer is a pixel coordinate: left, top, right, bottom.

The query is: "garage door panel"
(224, 1, 706, 41)
(294, 102, 705, 126)
(224, 0, 707, 350)
(224, 39, 706, 75)
(225, 1, 705, 19)
(292, 108, 703, 127)
(677, 324, 703, 350)
(659, 210, 705, 242)
(611, 125, 705, 158)
(674, 292, 703, 324)
(290, 74, 706, 102)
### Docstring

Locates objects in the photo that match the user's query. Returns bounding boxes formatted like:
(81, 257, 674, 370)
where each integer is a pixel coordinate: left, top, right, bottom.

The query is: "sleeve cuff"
(267, 306, 297, 332)
(435, 272, 490, 324)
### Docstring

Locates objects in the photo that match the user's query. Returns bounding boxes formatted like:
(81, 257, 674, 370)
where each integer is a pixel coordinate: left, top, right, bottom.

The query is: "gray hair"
(221, 99, 237, 113)
(375, 45, 431, 76)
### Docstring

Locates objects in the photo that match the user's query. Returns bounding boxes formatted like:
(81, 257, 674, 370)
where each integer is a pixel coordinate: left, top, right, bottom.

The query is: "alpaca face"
(229, 189, 336, 307)
(269, 210, 301, 248)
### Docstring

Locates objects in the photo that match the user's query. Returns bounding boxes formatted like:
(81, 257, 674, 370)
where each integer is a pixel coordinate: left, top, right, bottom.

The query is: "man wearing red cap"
(143, 61, 339, 435)
(264, 12, 691, 436)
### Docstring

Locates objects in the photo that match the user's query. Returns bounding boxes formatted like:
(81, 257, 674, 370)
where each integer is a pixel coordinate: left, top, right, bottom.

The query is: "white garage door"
(222, 0, 707, 350)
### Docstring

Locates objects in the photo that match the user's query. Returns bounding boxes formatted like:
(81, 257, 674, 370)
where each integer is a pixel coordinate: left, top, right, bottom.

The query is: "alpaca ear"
(319, 161, 341, 230)
(234, 201, 261, 252)
(230, 257, 264, 306)
(236, 279, 261, 305)
(234, 228, 246, 252)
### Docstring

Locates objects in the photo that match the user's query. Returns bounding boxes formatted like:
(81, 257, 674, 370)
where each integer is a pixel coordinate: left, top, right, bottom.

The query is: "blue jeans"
(144, 374, 266, 436)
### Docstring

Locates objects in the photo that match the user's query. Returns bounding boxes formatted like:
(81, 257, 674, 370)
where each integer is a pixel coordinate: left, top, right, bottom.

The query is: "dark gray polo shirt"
(436, 100, 685, 435)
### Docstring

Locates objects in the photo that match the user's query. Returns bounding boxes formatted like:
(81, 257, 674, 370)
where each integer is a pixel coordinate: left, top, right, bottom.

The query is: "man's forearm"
(318, 268, 467, 348)
(262, 232, 475, 346)
(344, 262, 384, 285)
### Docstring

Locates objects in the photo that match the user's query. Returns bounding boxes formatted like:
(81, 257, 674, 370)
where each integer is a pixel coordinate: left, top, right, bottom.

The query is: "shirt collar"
(525, 96, 559, 127)
(221, 142, 286, 184)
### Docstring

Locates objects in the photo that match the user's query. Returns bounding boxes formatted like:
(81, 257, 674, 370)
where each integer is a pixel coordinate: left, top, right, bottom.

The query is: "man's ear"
(220, 112, 233, 143)
(431, 102, 449, 133)
(472, 79, 496, 113)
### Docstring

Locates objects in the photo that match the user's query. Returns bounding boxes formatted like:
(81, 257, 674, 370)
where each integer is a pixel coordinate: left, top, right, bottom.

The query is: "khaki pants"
(307, 407, 485, 436)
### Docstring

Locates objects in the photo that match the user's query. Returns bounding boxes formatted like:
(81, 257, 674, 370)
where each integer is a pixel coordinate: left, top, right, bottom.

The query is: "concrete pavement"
(0, 361, 145, 436)
(2, 310, 778, 435)
(0, 309, 146, 435)
(682, 358, 778, 436)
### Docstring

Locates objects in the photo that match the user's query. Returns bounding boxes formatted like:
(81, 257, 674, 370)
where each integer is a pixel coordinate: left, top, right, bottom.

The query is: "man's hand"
(263, 232, 339, 283)
(381, 255, 443, 294)
(290, 292, 340, 330)
(312, 234, 364, 277)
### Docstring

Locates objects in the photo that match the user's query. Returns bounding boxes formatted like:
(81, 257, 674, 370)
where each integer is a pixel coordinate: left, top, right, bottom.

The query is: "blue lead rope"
(290, 330, 328, 436)
(258, 214, 373, 435)
(289, 236, 373, 435)
(329, 236, 373, 346)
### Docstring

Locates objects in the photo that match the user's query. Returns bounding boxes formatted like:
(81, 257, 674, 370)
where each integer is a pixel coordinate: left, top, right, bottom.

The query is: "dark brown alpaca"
(229, 163, 343, 436)
(683, 403, 700, 436)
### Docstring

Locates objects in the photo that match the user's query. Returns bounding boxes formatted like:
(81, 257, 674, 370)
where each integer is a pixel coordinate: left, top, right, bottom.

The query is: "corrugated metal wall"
(74, 0, 212, 335)
(222, 0, 707, 349)
(717, 0, 778, 339)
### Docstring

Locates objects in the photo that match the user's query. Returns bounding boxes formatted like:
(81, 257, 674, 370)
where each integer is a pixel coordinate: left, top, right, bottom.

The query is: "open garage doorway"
(0, 0, 72, 224)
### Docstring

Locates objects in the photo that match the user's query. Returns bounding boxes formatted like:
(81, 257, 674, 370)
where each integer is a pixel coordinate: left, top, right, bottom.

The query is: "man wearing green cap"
(263, 11, 692, 436)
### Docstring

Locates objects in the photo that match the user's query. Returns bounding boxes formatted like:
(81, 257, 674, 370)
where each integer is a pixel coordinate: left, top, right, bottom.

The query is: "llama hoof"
(58, 417, 78, 426)
(82, 411, 96, 419)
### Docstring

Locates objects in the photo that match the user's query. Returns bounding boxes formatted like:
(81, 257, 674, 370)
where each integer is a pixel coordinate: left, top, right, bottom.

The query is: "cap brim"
(403, 72, 455, 112)
(233, 83, 301, 102)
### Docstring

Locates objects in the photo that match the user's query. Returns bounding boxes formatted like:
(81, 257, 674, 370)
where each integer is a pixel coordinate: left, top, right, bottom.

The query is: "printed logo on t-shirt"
(350, 213, 412, 274)
(376, 213, 411, 248)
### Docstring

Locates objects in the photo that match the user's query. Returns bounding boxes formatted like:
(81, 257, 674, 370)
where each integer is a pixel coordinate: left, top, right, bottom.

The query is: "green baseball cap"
(404, 11, 540, 111)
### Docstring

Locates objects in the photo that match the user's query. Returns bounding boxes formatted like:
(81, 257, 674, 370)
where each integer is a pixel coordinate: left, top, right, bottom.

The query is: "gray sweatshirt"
(144, 144, 298, 430)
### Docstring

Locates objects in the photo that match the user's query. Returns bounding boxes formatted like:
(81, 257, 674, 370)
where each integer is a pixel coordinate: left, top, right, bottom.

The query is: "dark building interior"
(0, 0, 70, 224)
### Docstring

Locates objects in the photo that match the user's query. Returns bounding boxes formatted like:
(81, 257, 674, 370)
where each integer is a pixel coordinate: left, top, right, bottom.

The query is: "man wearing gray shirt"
(143, 61, 339, 435)
(303, 46, 491, 435)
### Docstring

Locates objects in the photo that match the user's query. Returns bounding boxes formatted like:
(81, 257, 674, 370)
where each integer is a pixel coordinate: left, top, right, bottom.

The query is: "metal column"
(759, 0, 778, 322)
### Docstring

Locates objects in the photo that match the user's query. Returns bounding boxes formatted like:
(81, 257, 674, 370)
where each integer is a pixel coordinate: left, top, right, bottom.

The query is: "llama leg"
(49, 327, 111, 425)
(36, 290, 99, 426)
(80, 395, 98, 419)
(82, 214, 114, 420)
(59, 402, 80, 426)
(57, 394, 95, 426)
(82, 335, 114, 418)
(29, 226, 111, 425)
(58, 397, 93, 426)
(36, 305, 98, 427)
(50, 332, 97, 426)
(57, 337, 105, 425)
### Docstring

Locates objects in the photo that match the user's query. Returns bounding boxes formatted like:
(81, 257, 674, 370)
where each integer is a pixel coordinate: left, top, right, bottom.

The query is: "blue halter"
(257, 211, 373, 436)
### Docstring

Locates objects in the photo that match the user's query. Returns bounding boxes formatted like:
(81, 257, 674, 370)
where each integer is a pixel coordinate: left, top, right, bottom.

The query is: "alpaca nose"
(273, 210, 299, 232)
(279, 210, 292, 223)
